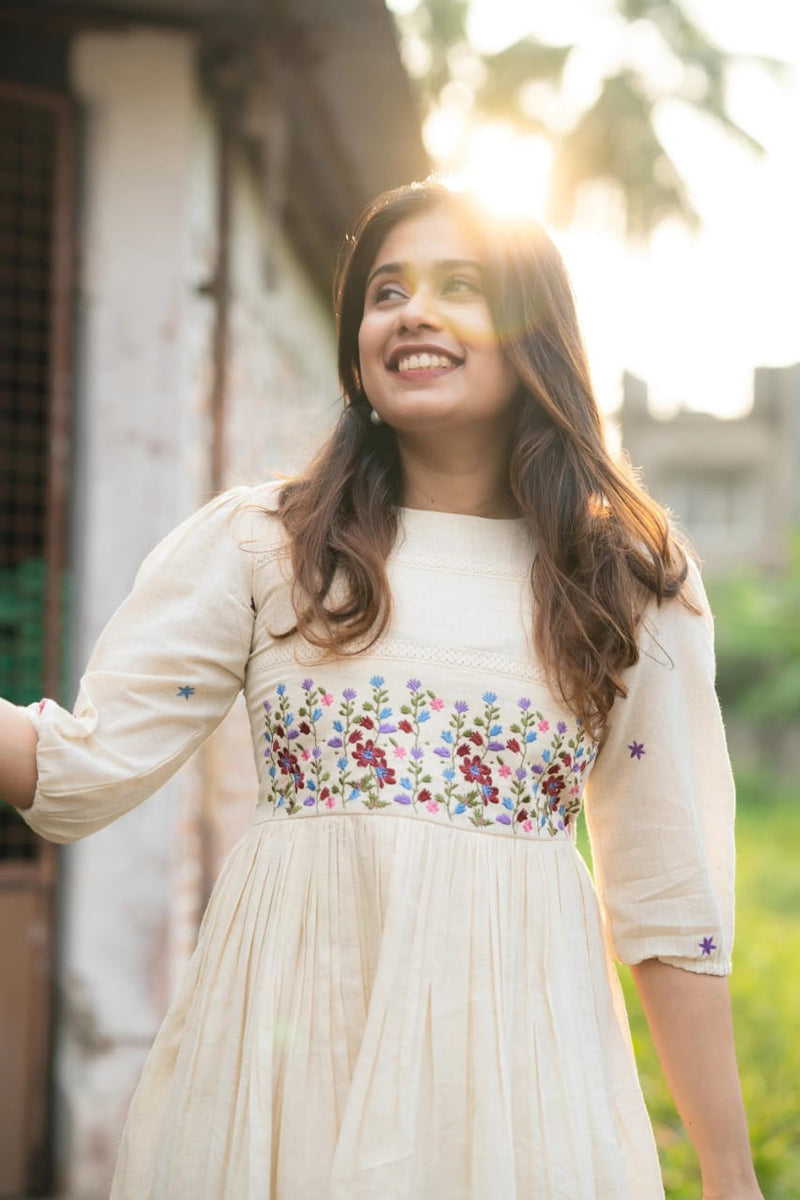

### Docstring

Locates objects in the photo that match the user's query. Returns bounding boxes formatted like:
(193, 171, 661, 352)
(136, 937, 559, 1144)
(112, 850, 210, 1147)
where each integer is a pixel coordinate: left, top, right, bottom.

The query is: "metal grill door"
(0, 80, 75, 1199)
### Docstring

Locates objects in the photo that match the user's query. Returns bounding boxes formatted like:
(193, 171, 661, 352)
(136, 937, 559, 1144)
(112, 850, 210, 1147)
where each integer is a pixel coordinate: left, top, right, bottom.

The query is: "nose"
(395, 283, 443, 332)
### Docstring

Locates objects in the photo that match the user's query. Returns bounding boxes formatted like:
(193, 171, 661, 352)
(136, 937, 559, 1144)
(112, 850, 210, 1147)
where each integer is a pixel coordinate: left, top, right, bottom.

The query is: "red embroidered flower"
(459, 754, 492, 791)
(277, 749, 304, 790)
(505, 737, 521, 754)
(353, 739, 385, 769)
(299, 721, 311, 734)
(360, 716, 375, 729)
(542, 765, 566, 809)
(398, 719, 413, 733)
(468, 730, 484, 746)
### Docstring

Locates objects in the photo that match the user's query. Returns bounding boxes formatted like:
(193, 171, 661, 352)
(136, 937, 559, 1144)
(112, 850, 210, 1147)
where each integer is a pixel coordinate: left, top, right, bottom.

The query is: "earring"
(369, 407, 382, 426)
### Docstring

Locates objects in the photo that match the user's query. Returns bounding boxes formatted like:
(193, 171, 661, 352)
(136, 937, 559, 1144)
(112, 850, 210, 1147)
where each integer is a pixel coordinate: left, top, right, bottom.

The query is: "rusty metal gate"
(0, 79, 75, 1198)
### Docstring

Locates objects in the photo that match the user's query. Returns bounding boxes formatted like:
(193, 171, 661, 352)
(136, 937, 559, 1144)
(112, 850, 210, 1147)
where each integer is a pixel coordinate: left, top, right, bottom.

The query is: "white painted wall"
(56, 25, 338, 1197)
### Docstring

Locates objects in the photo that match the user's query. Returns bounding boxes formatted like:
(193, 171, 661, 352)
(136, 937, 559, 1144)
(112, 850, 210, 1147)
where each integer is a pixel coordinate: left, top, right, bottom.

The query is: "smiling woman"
(1, 177, 762, 1199)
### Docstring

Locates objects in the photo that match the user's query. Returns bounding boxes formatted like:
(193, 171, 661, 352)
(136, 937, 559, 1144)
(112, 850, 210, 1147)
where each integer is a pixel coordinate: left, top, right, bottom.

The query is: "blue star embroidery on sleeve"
(177, 685, 195, 699)
(628, 740, 645, 759)
(699, 936, 717, 956)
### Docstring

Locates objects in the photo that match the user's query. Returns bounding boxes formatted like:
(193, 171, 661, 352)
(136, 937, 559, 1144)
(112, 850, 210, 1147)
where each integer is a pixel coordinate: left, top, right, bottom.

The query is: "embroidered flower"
(628, 740, 645, 760)
(261, 677, 596, 833)
(699, 936, 717, 956)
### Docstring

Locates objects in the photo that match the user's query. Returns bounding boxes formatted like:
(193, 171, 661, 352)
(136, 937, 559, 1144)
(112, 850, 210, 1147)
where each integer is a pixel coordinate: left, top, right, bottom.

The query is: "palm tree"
(392, 0, 786, 235)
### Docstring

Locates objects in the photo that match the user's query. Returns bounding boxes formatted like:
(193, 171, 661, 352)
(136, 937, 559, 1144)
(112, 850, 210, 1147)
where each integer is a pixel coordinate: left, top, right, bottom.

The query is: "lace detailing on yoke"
(250, 637, 549, 685)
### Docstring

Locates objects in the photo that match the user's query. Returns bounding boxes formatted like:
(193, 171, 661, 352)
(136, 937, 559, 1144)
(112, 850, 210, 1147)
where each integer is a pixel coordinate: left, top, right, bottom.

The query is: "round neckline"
(398, 505, 527, 526)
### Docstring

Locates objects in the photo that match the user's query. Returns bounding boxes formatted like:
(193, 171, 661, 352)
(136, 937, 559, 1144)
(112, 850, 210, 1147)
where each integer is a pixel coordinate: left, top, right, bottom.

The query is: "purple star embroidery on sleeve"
(628, 740, 645, 759)
(699, 936, 717, 956)
(177, 685, 195, 699)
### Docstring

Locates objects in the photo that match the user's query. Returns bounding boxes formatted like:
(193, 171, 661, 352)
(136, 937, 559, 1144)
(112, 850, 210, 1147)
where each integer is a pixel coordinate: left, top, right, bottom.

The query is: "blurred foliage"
(578, 776, 800, 1198)
(393, 0, 789, 236)
(706, 536, 800, 724)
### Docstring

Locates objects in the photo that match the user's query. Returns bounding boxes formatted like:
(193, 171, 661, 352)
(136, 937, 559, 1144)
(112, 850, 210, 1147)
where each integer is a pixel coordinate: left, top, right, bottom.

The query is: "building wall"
(620, 364, 800, 572)
(56, 27, 337, 1197)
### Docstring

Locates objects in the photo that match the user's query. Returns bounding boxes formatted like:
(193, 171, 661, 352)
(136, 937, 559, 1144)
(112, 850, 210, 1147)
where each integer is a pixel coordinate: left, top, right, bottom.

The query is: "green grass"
(577, 779, 800, 1199)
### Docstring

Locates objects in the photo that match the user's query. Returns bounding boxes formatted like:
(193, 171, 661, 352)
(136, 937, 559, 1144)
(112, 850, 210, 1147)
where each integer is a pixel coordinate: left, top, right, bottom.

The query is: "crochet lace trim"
(249, 636, 549, 684)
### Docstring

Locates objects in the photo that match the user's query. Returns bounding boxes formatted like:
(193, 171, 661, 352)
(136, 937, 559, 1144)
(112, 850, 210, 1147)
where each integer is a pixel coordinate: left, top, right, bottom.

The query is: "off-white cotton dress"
(19, 480, 736, 1200)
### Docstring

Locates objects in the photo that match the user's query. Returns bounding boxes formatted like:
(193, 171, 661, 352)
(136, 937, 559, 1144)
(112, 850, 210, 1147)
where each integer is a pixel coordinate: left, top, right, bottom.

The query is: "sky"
(389, 0, 800, 420)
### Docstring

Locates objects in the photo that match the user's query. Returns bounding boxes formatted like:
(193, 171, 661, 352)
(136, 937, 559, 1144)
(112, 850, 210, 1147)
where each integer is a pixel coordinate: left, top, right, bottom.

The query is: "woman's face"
(357, 206, 519, 434)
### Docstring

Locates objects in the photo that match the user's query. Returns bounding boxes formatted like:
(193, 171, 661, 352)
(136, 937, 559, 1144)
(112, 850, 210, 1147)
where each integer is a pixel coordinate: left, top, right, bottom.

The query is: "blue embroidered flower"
(369, 675, 385, 688)
(482, 691, 497, 704)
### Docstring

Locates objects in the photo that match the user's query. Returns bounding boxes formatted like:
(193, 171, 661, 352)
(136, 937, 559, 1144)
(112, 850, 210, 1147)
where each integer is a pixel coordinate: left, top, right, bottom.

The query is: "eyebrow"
(365, 258, 485, 291)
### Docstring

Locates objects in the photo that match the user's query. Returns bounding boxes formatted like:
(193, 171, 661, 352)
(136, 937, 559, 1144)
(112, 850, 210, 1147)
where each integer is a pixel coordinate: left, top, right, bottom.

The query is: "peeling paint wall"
(56, 26, 338, 1197)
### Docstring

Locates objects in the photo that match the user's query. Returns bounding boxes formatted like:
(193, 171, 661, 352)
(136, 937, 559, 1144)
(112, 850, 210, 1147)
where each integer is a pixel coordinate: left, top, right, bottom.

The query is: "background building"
(0, 3, 426, 1196)
(620, 362, 800, 573)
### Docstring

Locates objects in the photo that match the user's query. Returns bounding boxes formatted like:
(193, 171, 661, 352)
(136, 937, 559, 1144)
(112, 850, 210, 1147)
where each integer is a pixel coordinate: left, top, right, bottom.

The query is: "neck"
(396, 429, 520, 519)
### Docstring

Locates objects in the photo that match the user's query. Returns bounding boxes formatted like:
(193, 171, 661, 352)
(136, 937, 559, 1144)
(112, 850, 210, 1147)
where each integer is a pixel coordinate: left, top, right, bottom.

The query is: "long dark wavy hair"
(264, 179, 696, 738)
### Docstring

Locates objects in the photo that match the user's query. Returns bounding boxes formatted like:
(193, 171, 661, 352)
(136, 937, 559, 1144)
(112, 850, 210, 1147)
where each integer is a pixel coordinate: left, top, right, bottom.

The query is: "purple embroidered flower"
(496, 814, 512, 825)
(433, 746, 451, 758)
(699, 936, 717, 956)
(301, 678, 314, 691)
(311, 746, 322, 760)
(303, 797, 316, 806)
(515, 767, 527, 780)
(557, 721, 567, 734)
(410, 746, 425, 760)
(487, 740, 505, 752)
(327, 737, 343, 748)
(517, 697, 531, 711)
(263, 700, 272, 713)
(454, 700, 469, 714)
(531, 763, 544, 775)
(406, 678, 421, 692)
(628, 741, 646, 760)
(342, 688, 358, 701)
(393, 793, 413, 805)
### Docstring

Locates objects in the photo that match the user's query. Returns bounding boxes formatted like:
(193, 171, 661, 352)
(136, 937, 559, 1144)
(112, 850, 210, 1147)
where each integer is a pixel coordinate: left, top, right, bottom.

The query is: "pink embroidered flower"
(430, 697, 444, 711)
(426, 799, 439, 813)
(570, 784, 580, 795)
(393, 745, 407, 758)
(523, 819, 533, 832)
(321, 693, 334, 706)
(538, 718, 550, 732)
(324, 793, 336, 809)
(301, 749, 311, 760)
(498, 764, 512, 778)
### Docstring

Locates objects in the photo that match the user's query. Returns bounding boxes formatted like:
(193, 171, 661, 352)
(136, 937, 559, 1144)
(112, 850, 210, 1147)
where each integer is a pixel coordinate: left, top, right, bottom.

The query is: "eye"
(373, 282, 407, 304)
(442, 275, 481, 295)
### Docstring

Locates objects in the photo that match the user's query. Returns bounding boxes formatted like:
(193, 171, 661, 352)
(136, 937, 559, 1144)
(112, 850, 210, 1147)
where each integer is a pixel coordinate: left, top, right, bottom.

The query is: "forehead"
(368, 205, 487, 271)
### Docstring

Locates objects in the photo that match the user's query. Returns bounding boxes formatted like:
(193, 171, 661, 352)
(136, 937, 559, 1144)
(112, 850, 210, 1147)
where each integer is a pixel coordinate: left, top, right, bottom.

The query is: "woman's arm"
(0, 697, 38, 811)
(630, 958, 762, 1199)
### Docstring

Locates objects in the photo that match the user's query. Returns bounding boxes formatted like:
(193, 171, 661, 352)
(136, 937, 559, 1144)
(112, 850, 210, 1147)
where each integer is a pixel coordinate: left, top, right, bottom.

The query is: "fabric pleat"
(111, 815, 664, 1199)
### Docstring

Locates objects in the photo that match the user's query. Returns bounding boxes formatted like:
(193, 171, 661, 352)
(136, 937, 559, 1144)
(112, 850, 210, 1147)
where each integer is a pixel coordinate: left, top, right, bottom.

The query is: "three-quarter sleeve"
(582, 557, 736, 976)
(16, 487, 257, 844)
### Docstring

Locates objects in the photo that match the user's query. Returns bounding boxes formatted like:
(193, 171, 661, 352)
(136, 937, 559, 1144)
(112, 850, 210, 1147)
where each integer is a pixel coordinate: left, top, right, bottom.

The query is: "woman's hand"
(0, 697, 39, 809)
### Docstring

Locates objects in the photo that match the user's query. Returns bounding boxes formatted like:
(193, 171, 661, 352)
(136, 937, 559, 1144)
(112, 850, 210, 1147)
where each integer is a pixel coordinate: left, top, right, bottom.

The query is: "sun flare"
(426, 120, 554, 220)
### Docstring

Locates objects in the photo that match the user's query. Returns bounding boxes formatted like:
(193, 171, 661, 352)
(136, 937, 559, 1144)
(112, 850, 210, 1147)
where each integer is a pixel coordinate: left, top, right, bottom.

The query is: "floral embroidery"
(261, 676, 597, 836)
(699, 936, 717, 956)
(177, 685, 195, 699)
(628, 740, 645, 760)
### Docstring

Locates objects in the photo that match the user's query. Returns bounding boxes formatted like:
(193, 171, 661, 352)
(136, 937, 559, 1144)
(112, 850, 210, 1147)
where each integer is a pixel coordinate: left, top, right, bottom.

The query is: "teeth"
(395, 352, 458, 372)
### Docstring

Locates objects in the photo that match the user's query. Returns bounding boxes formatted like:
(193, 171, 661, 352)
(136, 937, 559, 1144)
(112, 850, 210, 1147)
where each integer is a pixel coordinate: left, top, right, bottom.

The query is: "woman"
(1, 179, 761, 1198)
